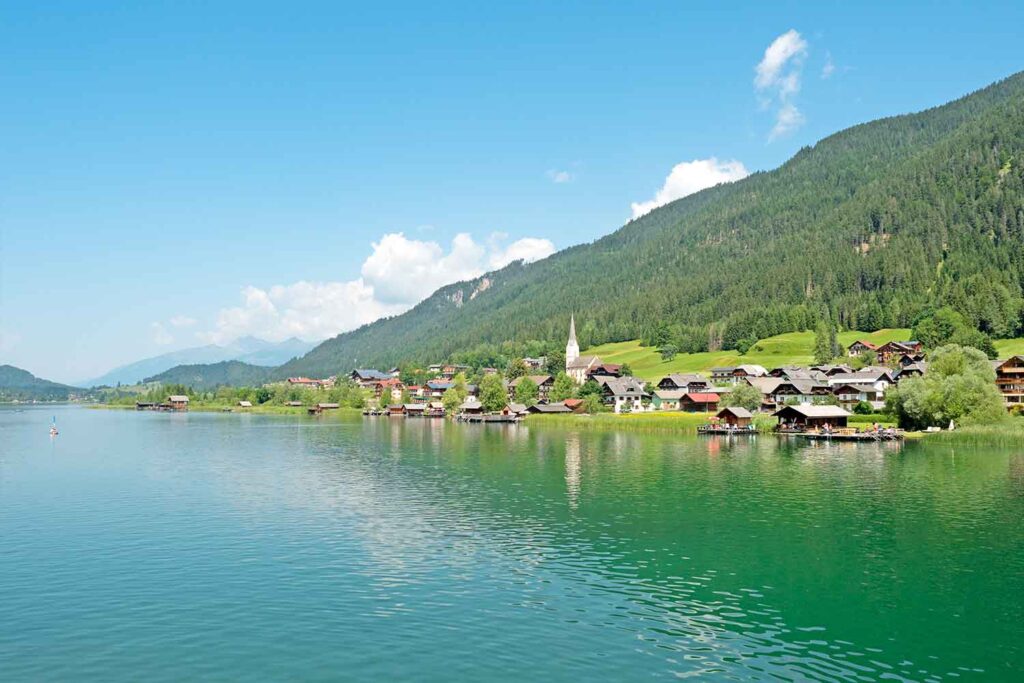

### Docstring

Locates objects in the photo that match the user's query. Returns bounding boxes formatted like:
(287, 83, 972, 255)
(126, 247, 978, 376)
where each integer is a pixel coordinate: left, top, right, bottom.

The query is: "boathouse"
(773, 404, 850, 430)
(167, 395, 189, 411)
(678, 392, 720, 413)
(716, 406, 753, 427)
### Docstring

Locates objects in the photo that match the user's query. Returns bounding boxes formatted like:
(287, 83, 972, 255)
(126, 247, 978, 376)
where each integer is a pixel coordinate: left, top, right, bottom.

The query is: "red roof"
(684, 392, 720, 402)
(850, 340, 879, 350)
(563, 399, 583, 408)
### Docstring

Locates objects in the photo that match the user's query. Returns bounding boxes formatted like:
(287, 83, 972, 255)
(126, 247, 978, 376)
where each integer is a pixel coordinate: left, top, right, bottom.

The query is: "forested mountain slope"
(144, 361, 275, 390)
(278, 72, 1024, 377)
(0, 365, 80, 401)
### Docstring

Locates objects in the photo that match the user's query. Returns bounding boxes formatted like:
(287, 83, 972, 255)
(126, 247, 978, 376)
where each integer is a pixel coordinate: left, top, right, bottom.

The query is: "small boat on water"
(49, 416, 59, 436)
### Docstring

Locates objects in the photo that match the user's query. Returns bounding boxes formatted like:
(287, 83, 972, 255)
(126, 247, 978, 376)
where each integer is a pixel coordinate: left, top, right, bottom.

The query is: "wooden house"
(994, 356, 1024, 410)
(876, 341, 923, 365)
(678, 392, 720, 413)
(237, 400, 253, 408)
(167, 395, 189, 411)
(716, 406, 753, 427)
(657, 373, 711, 392)
(508, 375, 554, 402)
(774, 404, 850, 431)
(846, 340, 879, 358)
(307, 402, 340, 415)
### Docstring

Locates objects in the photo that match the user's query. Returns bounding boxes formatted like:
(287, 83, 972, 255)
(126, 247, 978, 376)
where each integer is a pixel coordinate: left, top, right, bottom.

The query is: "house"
(350, 369, 391, 387)
(426, 402, 446, 417)
(831, 383, 884, 411)
(876, 341, 924, 365)
(237, 400, 253, 408)
(523, 357, 547, 370)
(427, 364, 443, 374)
(774, 404, 851, 430)
(441, 364, 471, 379)
(506, 402, 529, 416)
(651, 389, 685, 411)
(711, 365, 768, 385)
(482, 367, 500, 376)
(374, 378, 405, 402)
(288, 376, 324, 389)
(526, 402, 573, 414)
(600, 376, 649, 413)
(508, 375, 554, 402)
(563, 398, 585, 413)
(769, 366, 826, 382)
(897, 353, 926, 367)
(810, 364, 854, 377)
(586, 364, 623, 380)
(846, 340, 879, 358)
(745, 377, 829, 409)
(716, 406, 753, 427)
(388, 367, 401, 378)
(426, 380, 454, 398)
(896, 362, 927, 379)
(678, 392, 720, 412)
(307, 402, 340, 415)
(994, 356, 1024, 410)
(459, 396, 484, 415)
(167, 395, 189, 411)
(657, 374, 711, 392)
(827, 369, 896, 396)
(387, 404, 406, 417)
(404, 403, 426, 417)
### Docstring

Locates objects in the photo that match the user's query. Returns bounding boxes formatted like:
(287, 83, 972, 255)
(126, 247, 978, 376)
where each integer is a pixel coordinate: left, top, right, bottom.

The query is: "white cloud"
(821, 52, 835, 79)
(169, 315, 197, 328)
(151, 322, 174, 345)
(198, 231, 556, 346)
(546, 169, 573, 183)
(630, 158, 750, 218)
(755, 29, 809, 140)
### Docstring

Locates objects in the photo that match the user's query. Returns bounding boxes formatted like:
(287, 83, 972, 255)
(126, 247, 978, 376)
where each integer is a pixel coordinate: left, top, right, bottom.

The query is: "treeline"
(102, 380, 366, 409)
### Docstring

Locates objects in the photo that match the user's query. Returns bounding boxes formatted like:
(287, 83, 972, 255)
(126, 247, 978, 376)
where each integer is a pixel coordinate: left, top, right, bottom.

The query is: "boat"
(49, 416, 58, 436)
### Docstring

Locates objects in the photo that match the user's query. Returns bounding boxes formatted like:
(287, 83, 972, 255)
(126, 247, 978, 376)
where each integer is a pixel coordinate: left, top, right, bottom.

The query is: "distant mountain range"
(0, 365, 80, 401)
(81, 336, 315, 387)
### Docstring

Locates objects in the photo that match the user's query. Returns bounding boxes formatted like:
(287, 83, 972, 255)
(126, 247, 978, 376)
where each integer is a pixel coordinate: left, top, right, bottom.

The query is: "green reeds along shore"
(921, 419, 1024, 446)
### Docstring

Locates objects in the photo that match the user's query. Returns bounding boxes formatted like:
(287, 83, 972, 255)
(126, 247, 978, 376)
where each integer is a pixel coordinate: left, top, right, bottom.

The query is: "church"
(565, 315, 602, 384)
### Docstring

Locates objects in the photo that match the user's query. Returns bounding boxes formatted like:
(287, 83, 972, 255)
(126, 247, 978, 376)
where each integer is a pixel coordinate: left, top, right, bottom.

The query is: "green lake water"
(2, 406, 1023, 681)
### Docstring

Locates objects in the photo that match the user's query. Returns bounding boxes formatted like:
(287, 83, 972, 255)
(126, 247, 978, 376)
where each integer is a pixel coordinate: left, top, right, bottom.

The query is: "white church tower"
(565, 314, 580, 368)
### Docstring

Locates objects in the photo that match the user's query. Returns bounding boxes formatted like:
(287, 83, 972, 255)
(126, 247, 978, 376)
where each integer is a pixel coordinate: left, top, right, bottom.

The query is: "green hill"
(263, 71, 1024, 376)
(586, 329, 911, 381)
(0, 365, 79, 401)
(144, 361, 274, 390)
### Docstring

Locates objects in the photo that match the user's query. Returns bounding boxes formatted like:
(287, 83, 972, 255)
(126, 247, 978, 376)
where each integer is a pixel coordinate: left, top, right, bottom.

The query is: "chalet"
(167, 395, 189, 411)
(712, 365, 768, 385)
(459, 396, 484, 415)
(508, 375, 554, 402)
(745, 377, 829, 409)
(768, 366, 824, 382)
(897, 353, 926, 367)
(374, 378, 405, 401)
(600, 376, 649, 413)
(678, 392, 720, 413)
(827, 369, 896, 395)
(523, 357, 547, 370)
(810, 364, 854, 377)
(526, 402, 573, 414)
(897, 362, 927, 379)
(657, 373, 711, 392)
(832, 383, 884, 411)
(774, 404, 851, 431)
(427, 364, 443, 374)
(651, 389, 684, 411)
(716, 406, 753, 427)
(441, 364, 471, 379)
(426, 402, 446, 417)
(426, 380, 453, 398)
(350, 369, 390, 387)
(307, 402, 340, 415)
(586, 364, 623, 380)
(876, 341, 924, 365)
(237, 400, 253, 408)
(993, 356, 1024, 410)
(846, 340, 879, 358)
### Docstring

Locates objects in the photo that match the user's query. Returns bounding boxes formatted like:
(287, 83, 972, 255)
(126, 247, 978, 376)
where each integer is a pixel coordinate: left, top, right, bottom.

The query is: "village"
(145, 316, 1017, 440)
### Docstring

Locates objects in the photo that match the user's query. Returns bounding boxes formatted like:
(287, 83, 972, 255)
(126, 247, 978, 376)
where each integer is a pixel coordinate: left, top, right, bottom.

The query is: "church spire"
(568, 314, 577, 345)
(566, 314, 580, 369)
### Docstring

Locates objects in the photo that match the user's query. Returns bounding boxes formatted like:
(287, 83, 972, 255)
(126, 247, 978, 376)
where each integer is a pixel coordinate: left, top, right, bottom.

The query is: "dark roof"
(527, 403, 572, 413)
(717, 406, 753, 418)
(351, 369, 390, 380)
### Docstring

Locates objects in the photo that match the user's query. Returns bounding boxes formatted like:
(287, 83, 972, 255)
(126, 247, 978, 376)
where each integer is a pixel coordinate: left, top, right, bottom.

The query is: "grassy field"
(585, 329, 912, 381)
(994, 338, 1024, 357)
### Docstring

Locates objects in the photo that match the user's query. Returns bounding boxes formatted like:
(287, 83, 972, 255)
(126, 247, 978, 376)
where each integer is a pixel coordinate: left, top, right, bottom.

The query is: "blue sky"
(2, 1, 1022, 383)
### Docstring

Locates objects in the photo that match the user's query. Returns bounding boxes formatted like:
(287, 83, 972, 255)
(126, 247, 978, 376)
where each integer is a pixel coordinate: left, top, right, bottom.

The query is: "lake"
(2, 406, 1023, 680)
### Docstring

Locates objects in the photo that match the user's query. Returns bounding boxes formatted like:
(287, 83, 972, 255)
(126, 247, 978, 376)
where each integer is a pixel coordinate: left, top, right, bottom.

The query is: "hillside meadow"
(585, 329, 912, 382)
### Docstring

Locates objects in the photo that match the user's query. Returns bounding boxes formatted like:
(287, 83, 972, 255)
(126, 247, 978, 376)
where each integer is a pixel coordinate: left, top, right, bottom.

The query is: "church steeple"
(566, 314, 580, 368)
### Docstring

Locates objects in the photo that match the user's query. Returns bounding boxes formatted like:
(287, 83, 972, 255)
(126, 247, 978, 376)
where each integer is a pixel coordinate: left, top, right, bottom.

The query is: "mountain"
(274, 71, 1024, 378)
(143, 361, 275, 390)
(83, 337, 314, 387)
(0, 365, 80, 401)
